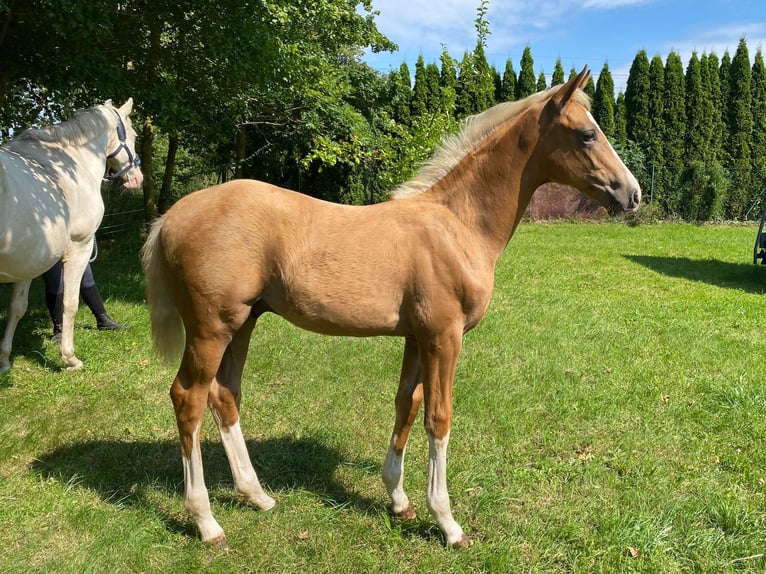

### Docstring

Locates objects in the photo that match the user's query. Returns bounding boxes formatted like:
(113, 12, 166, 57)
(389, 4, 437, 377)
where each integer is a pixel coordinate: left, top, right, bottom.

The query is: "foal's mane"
(391, 83, 591, 200)
(8, 105, 118, 150)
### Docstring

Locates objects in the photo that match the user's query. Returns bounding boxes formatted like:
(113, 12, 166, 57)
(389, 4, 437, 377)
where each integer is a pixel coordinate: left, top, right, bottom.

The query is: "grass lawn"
(1, 221, 765, 573)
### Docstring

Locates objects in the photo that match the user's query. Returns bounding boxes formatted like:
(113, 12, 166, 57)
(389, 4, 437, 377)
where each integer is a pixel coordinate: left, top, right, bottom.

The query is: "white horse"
(0, 98, 143, 372)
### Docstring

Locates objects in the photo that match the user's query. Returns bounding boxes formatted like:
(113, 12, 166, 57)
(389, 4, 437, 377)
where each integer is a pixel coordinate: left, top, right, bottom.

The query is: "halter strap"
(104, 110, 141, 181)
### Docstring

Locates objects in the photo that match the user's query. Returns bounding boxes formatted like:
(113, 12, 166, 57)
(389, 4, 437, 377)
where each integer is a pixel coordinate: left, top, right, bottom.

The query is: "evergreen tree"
(390, 62, 412, 125)
(719, 50, 732, 164)
(537, 72, 547, 91)
(592, 62, 615, 139)
(750, 48, 766, 194)
(493, 66, 502, 103)
(727, 37, 753, 218)
(704, 52, 725, 164)
(499, 58, 516, 101)
(456, 51, 476, 117)
(473, 41, 496, 111)
(439, 47, 458, 115)
(614, 91, 628, 146)
(411, 55, 428, 117)
(662, 51, 686, 210)
(517, 46, 536, 97)
(624, 50, 652, 189)
(584, 75, 596, 99)
(425, 62, 441, 113)
(644, 55, 666, 208)
(684, 52, 707, 161)
(552, 59, 565, 86)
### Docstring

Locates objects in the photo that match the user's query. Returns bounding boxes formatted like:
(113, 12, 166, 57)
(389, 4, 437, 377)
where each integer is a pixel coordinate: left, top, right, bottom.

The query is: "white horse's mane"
(391, 84, 591, 199)
(8, 105, 120, 150)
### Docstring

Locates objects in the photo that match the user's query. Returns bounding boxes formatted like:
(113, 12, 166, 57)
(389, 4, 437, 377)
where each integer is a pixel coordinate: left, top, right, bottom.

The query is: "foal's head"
(535, 67, 641, 214)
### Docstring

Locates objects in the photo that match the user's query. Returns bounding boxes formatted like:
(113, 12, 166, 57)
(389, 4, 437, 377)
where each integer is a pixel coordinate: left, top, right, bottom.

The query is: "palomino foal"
(141, 68, 640, 549)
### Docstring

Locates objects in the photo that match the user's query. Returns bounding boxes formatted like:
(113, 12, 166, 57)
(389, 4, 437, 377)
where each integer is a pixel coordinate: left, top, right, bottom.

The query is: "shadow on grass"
(30, 435, 391, 540)
(625, 255, 766, 294)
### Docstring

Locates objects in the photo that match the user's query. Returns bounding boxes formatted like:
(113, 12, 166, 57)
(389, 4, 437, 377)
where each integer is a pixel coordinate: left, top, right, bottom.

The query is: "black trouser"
(42, 261, 107, 328)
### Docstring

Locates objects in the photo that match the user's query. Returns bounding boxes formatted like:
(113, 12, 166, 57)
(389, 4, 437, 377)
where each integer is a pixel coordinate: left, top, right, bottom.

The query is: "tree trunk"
(141, 115, 156, 221)
(235, 124, 247, 179)
(158, 130, 178, 214)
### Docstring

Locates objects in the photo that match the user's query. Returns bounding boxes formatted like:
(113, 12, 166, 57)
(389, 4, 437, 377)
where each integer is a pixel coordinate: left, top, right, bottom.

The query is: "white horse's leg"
(0, 281, 31, 372)
(383, 337, 422, 519)
(59, 242, 92, 370)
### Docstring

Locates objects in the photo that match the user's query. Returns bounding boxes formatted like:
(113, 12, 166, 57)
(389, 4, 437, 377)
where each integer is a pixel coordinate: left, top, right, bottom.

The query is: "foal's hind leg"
(208, 317, 275, 511)
(171, 335, 230, 547)
(383, 337, 422, 520)
(0, 281, 31, 373)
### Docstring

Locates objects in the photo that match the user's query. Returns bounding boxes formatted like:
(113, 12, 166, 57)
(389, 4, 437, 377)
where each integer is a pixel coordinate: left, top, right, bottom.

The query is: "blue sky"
(362, 0, 766, 93)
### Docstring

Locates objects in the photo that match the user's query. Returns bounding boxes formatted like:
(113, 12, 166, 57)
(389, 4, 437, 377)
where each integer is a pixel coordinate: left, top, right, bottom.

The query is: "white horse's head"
(104, 98, 143, 189)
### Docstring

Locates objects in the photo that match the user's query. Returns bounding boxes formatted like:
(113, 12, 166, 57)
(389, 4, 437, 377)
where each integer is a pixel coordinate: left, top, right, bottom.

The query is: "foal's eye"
(580, 129, 597, 144)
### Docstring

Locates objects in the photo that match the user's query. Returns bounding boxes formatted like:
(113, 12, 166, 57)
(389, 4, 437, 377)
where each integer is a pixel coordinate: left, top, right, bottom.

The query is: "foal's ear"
(551, 66, 590, 110)
(118, 97, 134, 116)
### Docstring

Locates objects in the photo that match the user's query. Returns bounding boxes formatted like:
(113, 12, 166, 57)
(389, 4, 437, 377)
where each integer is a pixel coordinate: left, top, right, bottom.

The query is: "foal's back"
(158, 179, 491, 337)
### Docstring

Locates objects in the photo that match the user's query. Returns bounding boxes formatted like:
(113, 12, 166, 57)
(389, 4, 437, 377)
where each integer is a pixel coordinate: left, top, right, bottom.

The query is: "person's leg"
(42, 261, 64, 340)
(79, 263, 129, 331)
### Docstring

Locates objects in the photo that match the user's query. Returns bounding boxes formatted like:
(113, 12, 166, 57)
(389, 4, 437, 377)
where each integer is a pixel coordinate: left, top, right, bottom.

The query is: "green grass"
(1, 222, 766, 573)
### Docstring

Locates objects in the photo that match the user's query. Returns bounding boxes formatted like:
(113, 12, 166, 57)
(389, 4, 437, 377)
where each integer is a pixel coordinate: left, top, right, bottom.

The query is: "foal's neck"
(427, 111, 541, 259)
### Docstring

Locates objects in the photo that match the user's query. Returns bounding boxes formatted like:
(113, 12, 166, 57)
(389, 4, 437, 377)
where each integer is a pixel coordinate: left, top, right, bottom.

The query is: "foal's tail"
(141, 217, 185, 362)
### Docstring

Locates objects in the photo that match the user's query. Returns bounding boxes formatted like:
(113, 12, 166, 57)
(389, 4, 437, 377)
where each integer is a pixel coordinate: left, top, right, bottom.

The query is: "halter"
(104, 110, 141, 180)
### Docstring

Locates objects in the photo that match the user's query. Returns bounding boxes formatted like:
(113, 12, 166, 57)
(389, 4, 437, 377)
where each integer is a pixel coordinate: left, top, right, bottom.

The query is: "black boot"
(96, 313, 129, 331)
(52, 323, 62, 345)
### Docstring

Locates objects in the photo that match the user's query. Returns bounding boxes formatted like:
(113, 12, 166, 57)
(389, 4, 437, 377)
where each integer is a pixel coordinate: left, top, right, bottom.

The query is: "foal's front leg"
(0, 280, 31, 372)
(383, 337, 422, 519)
(420, 327, 470, 549)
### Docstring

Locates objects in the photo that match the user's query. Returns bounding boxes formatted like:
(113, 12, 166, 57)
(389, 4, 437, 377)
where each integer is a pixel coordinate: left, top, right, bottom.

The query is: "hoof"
(450, 534, 472, 550)
(207, 534, 230, 551)
(65, 358, 84, 371)
(394, 505, 416, 520)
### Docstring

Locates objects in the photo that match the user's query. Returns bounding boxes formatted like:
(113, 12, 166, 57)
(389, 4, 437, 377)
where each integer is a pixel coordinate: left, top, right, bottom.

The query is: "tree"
(624, 50, 652, 191)
(719, 50, 732, 165)
(645, 55, 666, 208)
(662, 51, 686, 211)
(552, 59, 565, 86)
(537, 72, 548, 92)
(439, 47, 458, 114)
(703, 52, 725, 164)
(517, 46, 537, 97)
(726, 37, 753, 218)
(684, 52, 706, 161)
(499, 59, 517, 101)
(614, 92, 628, 147)
(592, 63, 615, 139)
(411, 55, 429, 117)
(750, 49, 766, 197)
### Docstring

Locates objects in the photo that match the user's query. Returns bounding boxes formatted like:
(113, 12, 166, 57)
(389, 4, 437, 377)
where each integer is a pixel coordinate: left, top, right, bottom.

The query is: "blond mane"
(391, 84, 591, 199)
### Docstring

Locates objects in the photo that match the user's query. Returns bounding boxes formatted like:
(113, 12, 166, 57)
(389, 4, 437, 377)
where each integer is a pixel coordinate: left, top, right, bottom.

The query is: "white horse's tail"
(141, 216, 185, 362)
